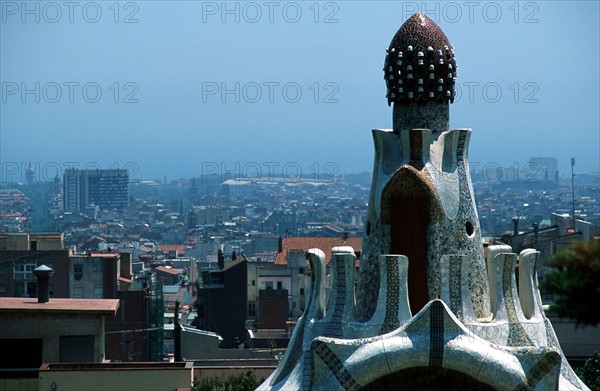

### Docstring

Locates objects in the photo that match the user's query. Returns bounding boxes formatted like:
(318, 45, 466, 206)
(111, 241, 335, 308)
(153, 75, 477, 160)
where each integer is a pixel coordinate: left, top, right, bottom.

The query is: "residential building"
(0, 232, 64, 251)
(272, 236, 362, 312)
(196, 256, 247, 348)
(63, 168, 129, 212)
(529, 157, 559, 185)
(0, 232, 68, 298)
(0, 233, 163, 362)
(0, 266, 119, 391)
(155, 265, 184, 286)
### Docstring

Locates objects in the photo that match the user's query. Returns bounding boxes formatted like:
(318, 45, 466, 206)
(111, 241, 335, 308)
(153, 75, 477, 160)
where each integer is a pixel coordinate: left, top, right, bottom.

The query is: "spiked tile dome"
(384, 13, 457, 106)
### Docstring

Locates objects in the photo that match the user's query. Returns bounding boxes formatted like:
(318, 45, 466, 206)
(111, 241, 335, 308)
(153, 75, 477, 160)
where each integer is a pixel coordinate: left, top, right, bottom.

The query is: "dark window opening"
(465, 220, 474, 236)
(0, 338, 43, 375)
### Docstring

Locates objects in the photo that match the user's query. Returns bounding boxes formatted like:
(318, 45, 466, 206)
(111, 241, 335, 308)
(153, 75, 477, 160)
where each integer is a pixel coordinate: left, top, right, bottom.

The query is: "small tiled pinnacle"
(384, 13, 457, 106)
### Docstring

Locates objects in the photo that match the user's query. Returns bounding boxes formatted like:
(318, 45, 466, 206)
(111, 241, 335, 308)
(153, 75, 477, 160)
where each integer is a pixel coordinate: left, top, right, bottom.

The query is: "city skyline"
(0, 155, 596, 185)
(1, 1, 599, 179)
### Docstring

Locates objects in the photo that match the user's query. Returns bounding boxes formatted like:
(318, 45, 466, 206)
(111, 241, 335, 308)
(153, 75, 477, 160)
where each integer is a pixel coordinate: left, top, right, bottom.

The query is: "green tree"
(191, 371, 263, 391)
(577, 352, 600, 391)
(542, 240, 600, 326)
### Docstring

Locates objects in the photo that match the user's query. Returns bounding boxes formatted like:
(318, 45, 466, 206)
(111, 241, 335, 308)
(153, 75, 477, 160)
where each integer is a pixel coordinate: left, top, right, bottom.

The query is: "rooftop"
(0, 297, 119, 315)
(157, 244, 186, 255)
(155, 265, 184, 275)
(40, 362, 191, 371)
(275, 236, 362, 265)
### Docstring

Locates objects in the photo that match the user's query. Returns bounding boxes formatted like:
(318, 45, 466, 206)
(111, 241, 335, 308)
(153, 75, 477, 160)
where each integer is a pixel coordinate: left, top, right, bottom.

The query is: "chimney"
(120, 252, 133, 279)
(33, 265, 54, 303)
(217, 249, 224, 270)
(174, 301, 182, 362)
(512, 218, 519, 236)
(532, 223, 539, 244)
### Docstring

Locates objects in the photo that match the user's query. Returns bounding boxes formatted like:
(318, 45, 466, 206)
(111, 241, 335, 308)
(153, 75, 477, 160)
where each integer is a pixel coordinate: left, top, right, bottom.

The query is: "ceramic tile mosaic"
(313, 341, 360, 391)
(323, 256, 346, 338)
(257, 12, 588, 391)
(381, 256, 402, 334)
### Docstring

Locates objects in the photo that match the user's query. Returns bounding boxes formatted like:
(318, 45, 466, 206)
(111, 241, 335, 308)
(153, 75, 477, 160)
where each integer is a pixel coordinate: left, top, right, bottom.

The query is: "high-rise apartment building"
(63, 168, 129, 212)
(529, 157, 559, 184)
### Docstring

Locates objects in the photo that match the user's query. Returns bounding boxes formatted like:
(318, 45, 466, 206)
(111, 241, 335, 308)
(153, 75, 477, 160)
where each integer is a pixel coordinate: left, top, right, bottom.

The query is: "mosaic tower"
(258, 13, 588, 391)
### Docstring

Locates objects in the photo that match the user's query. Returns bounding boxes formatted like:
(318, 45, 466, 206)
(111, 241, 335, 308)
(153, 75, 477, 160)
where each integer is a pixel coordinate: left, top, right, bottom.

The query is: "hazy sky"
(1, 0, 599, 182)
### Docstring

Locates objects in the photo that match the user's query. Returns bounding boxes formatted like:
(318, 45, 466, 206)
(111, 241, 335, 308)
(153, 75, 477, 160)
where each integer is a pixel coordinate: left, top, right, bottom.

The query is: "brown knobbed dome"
(384, 13, 457, 106)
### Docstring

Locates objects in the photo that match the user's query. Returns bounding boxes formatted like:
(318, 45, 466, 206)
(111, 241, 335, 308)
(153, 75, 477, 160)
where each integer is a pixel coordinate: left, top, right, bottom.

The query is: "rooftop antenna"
(571, 157, 576, 229)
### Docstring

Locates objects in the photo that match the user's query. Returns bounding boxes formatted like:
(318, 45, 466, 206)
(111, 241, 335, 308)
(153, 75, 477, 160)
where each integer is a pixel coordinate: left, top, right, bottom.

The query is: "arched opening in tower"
(383, 167, 435, 315)
(359, 366, 498, 391)
(391, 195, 428, 314)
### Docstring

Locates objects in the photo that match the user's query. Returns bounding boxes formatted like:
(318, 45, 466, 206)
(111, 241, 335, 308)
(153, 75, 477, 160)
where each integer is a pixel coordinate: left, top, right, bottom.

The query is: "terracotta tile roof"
(73, 253, 120, 258)
(275, 237, 362, 265)
(157, 245, 185, 255)
(155, 265, 184, 275)
(0, 297, 119, 315)
(0, 212, 23, 217)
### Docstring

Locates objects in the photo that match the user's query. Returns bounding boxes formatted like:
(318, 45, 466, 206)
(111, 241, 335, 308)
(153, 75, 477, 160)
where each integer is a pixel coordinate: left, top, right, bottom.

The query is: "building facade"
(63, 168, 129, 212)
(196, 257, 248, 348)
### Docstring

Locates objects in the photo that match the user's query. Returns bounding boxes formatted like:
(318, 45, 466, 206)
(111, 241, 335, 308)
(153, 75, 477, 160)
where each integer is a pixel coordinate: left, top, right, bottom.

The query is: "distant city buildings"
(63, 168, 129, 212)
(25, 162, 35, 186)
(529, 157, 559, 185)
(0, 156, 597, 379)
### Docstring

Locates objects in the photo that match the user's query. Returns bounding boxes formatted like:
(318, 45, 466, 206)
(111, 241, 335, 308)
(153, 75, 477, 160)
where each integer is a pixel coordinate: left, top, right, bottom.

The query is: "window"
(300, 288, 305, 296)
(277, 281, 283, 290)
(30, 241, 37, 251)
(14, 261, 36, 280)
(248, 301, 256, 317)
(0, 339, 42, 369)
(0, 285, 6, 296)
(299, 267, 304, 274)
(14, 281, 36, 297)
(265, 281, 273, 290)
(74, 264, 83, 281)
(251, 280, 256, 286)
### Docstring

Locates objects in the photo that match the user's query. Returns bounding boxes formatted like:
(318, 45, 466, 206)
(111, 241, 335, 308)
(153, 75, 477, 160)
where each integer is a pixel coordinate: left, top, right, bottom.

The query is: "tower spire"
(384, 13, 457, 136)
